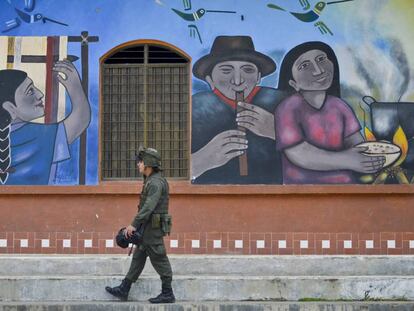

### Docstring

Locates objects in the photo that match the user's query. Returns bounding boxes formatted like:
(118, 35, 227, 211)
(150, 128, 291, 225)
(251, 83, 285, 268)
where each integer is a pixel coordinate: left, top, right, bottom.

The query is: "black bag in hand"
(115, 225, 144, 249)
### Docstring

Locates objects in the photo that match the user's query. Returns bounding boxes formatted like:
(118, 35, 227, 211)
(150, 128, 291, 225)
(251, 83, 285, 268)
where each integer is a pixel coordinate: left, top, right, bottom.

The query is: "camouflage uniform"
(105, 148, 174, 303)
(126, 168, 173, 290)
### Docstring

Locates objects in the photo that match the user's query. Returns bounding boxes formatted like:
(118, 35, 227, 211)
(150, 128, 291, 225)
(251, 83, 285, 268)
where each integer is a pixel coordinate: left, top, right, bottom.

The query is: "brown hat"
(193, 36, 276, 80)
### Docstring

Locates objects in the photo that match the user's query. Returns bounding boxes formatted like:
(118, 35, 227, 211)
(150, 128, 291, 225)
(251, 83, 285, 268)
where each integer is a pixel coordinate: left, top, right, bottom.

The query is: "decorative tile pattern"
(20, 239, 28, 248)
(191, 240, 200, 248)
(0, 231, 412, 255)
(322, 240, 330, 249)
(256, 240, 265, 249)
(344, 240, 352, 249)
(84, 240, 92, 248)
(387, 240, 396, 249)
(63, 239, 71, 248)
(170, 240, 178, 248)
(366, 240, 374, 249)
(300, 240, 308, 249)
(41, 239, 49, 248)
(235, 240, 243, 249)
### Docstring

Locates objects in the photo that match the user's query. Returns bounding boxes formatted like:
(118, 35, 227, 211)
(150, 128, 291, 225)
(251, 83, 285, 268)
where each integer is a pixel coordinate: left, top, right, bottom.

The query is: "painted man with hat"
(191, 35, 286, 184)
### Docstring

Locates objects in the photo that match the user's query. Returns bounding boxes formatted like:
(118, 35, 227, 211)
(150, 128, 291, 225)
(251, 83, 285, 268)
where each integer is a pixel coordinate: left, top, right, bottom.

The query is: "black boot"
(148, 287, 175, 304)
(105, 278, 132, 301)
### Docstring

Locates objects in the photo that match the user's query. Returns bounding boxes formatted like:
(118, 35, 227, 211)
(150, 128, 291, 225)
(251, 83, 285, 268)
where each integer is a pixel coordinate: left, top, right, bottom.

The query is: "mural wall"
(0, 0, 413, 185)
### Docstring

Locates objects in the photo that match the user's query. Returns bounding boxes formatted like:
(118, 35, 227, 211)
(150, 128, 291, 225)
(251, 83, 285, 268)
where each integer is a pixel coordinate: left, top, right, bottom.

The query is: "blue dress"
(6, 122, 70, 185)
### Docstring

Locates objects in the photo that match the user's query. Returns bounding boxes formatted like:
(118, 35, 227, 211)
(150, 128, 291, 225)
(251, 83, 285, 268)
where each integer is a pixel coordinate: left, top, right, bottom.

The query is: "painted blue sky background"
(1, 0, 412, 184)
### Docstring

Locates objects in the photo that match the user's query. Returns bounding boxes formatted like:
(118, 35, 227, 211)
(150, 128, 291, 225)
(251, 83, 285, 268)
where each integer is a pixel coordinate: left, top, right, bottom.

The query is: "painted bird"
(171, 8, 207, 22)
(267, 0, 354, 36)
(2, 1, 68, 33)
(171, 0, 237, 44)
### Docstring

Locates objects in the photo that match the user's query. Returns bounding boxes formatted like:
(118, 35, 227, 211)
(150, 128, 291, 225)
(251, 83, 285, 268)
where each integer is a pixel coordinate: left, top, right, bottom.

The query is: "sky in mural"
(1, 0, 413, 184)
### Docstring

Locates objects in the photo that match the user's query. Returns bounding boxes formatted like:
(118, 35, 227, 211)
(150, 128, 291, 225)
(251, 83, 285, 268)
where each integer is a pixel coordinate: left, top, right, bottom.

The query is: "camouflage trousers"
(126, 242, 173, 289)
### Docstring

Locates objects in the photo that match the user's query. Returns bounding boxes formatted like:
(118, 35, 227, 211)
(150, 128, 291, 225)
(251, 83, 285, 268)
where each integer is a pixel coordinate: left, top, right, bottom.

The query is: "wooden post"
(78, 31, 89, 185)
(68, 32, 99, 185)
(236, 91, 248, 176)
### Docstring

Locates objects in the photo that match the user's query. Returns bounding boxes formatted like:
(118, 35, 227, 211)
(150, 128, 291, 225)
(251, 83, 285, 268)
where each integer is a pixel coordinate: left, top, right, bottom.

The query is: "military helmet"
(115, 227, 144, 248)
(136, 147, 162, 169)
(115, 228, 130, 249)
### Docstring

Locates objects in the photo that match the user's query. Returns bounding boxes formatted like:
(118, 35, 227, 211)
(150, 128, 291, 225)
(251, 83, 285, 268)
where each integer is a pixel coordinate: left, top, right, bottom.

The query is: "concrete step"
(1, 255, 413, 302)
(1, 301, 414, 311)
(1, 255, 413, 276)
(1, 275, 413, 301)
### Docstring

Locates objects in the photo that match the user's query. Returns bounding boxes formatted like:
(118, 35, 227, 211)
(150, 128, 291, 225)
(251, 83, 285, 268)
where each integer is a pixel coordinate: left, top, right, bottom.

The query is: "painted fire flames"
(363, 126, 410, 184)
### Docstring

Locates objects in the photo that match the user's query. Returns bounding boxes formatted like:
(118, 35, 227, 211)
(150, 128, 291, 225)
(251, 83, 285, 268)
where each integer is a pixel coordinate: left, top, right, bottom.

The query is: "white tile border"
(300, 240, 308, 249)
(365, 240, 374, 249)
(278, 240, 286, 249)
(387, 240, 396, 249)
(234, 240, 243, 249)
(0, 239, 7, 247)
(191, 240, 200, 248)
(344, 240, 352, 249)
(41, 239, 49, 248)
(213, 240, 221, 249)
(84, 239, 93, 248)
(170, 240, 178, 248)
(63, 239, 71, 248)
(256, 240, 265, 249)
(410, 240, 414, 249)
(20, 239, 28, 248)
(105, 239, 114, 248)
(322, 240, 330, 249)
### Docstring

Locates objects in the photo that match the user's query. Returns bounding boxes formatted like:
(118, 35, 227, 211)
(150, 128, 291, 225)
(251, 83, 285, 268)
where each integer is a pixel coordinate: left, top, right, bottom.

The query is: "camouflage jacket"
(131, 171, 169, 244)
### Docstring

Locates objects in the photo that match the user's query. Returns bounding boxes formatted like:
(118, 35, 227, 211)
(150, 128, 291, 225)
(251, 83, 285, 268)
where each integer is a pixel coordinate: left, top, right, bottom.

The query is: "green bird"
(268, 1, 326, 22)
(171, 0, 237, 44)
(171, 8, 206, 21)
(267, 0, 354, 35)
(267, 0, 353, 35)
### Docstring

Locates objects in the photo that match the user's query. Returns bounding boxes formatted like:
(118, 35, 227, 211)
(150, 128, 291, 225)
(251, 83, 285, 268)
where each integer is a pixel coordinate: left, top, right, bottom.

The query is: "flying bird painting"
(267, 0, 354, 35)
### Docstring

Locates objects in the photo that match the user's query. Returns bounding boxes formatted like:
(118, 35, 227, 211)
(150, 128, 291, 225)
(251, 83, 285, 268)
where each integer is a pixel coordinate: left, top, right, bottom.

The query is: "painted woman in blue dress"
(0, 60, 91, 185)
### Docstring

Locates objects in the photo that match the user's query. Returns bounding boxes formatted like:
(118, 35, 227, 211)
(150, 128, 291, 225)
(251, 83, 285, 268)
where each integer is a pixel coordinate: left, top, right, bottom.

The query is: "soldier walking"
(105, 147, 175, 303)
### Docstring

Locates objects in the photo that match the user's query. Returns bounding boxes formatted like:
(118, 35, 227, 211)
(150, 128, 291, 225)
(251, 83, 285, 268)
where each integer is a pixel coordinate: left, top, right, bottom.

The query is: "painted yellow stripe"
(7, 36, 15, 69)
(20, 36, 48, 124)
(0, 37, 9, 70)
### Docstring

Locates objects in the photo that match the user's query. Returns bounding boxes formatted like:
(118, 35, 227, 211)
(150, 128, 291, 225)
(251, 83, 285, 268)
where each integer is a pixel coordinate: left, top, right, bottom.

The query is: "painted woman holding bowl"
(275, 41, 384, 184)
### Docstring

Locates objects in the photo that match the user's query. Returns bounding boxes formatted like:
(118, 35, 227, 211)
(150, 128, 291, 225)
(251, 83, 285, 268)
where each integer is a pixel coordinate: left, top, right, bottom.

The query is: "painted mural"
(191, 36, 286, 184)
(0, 0, 413, 185)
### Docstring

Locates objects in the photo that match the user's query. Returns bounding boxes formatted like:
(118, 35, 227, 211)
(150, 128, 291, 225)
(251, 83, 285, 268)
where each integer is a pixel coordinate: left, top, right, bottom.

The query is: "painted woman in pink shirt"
(275, 41, 384, 184)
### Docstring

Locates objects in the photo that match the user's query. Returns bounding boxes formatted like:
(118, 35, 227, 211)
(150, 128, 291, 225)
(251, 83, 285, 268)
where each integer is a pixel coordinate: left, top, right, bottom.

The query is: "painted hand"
(236, 102, 275, 140)
(344, 146, 385, 173)
(191, 130, 247, 179)
(53, 60, 83, 93)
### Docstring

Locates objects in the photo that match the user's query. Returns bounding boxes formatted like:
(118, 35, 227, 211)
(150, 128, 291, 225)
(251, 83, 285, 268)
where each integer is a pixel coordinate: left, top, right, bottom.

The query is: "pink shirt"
(275, 93, 361, 184)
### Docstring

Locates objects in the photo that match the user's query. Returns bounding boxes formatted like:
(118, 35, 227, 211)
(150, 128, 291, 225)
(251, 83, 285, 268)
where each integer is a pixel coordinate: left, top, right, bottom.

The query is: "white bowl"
(357, 141, 401, 168)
